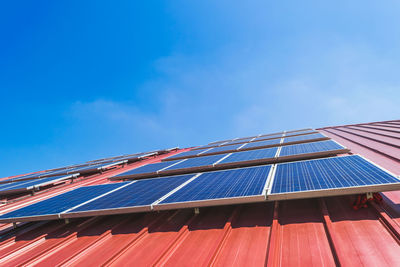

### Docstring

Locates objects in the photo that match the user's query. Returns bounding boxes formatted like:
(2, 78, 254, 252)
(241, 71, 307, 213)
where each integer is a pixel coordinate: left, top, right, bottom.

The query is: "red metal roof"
(1, 120, 400, 266)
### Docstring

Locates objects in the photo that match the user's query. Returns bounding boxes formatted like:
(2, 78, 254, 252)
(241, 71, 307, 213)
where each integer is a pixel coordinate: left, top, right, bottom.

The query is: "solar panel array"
(111, 159, 184, 179)
(268, 155, 400, 200)
(1, 147, 174, 188)
(217, 147, 278, 165)
(162, 154, 227, 171)
(163, 130, 327, 161)
(112, 140, 347, 180)
(2, 154, 399, 223)
(282, 133, 327, 143)
(202, 143, 244, 155)
(156, 165, 272, 210)
(0, 174, 77, 195)
(279, 140, 345, 157)
(66, 175, 194, 217)
(163, 148, 211, 160)
(3, 128, 400, 224)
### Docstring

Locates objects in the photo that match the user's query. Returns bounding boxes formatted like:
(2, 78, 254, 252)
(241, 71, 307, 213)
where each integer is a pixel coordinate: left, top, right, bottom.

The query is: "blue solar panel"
(285, 129, 316, 136)
(255, 133, 283, 140)
(162, 154, 228, 171)
(208, 140, 232, 145)
(225, 138, 254, 145)
(0, 175, 75, 195)
(203, 144, 243, 154)
(0, 183, 126, 221)
(164, 149, 209, 160)
(279, 140, 345, 157)
(270, 155, 400, 196)
(241, 139, 281, 149)
(112, 159, 183, 178)
(0, 179, 37, 193)
(1, 172, 47, 183)
(282, 133, 327, 143)
(157, 165, 272, 206)
(65, 174, 195, 215)
(217, 147, 278, 165)
(259, 132, 283, 137)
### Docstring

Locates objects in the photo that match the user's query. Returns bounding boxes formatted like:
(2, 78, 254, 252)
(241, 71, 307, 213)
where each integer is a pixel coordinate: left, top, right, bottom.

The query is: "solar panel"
(41, 161, 127, 178)
(110, 159, 183, 179)
(268, 155, 400, 200)
(279, 140, 348, 158)
(0, 183, 127, 222)
(252, 134, 282, 142)
(63, 174, 195, 218)
(285, 128, 313, 133)
(201, 143, 244, 155)
(192, 142, 228, 151)
(235, 136, 258, 141)
(258, 132, 283, 138)
(160, 154, 228, 173)
(208, 140, 232, 145)
(282, 133, 328, 144)
(216, 147, 279, 166)
(240, 139, 281, 150)
(284, 130, 317, 137)
(0, 174, 78, 195)
(225, 138, 254, 145)
(162, 148, 211, 161)
(0, 173, 42, 184)
(154, 165, 273, 210)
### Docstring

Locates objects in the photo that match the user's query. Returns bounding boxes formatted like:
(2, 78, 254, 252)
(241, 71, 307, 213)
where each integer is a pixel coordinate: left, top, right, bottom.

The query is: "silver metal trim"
(61, 205, 151, 219)
(267, 183, 400, 201)
(153, 195, 266, 211)
(274, 146, 282, 158)
(262, 164, 276, 197)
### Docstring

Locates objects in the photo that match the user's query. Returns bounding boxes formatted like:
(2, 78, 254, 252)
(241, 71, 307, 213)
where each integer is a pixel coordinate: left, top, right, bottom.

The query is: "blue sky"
(1, 1, 400, 177)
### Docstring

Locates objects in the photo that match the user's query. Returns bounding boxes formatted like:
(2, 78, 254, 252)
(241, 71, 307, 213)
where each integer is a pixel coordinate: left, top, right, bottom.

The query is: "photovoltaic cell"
(208, 140, 232, 145)
(235, 136, 257, 141)
(0, 175, 76, 193)
(252, 136, 282, 142)
(217, 147, 278, 165)
(1, 173, 42, 183)
(270, 155, 400, 196)
(158, 165, 272, 205)
(0, 183, 126, 221)
(282, 133, 327, 143)
(112, 159, 183, 178)
(241, 139, 281, 149)
(284, 129, 316, 137)
(193, 143, 226, 150)
(203, 144, 243, 154)
(162, 154, 228, 171)
(225, 138, 254, 145)
(279, 140, 345, 157)
(259, 133, 283, 138)
(164, 149, 210, 160)
(66, 174, 194, 215)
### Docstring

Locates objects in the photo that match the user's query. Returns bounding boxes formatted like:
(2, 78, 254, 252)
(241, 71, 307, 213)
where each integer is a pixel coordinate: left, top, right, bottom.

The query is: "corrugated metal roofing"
(0, 120, 400, 266)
